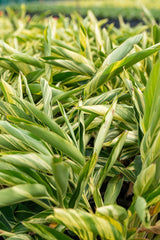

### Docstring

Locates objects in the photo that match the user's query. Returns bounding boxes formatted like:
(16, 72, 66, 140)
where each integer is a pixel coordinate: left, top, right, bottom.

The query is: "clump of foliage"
(0, 5, 160, 240)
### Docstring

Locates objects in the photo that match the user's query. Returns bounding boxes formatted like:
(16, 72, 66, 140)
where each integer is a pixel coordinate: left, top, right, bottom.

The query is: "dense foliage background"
(0, 3, 160, 240)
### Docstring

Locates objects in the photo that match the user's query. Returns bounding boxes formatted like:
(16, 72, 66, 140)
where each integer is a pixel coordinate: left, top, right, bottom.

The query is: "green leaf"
(26, 69, 44, 83)
(141, 126, 160, 168)
(0, 79, 17, 104)
(24, 209, 53, 224)
(43, 58, 95, 76)
(102, 34, 142, 66)
(153, 25, 160, 61)
(21, 72, 34, 105)
(40, 78, 52, 118)
(153, 25, 160, 44)
(134, 164, 156, 196)
(69, 153, 97, 208)
(14, 98, 67, 140)
(0, 121, 51, 156)
(135, 196, 150, 227)
(58, 101, 77, 147)
(52, 39, 78, 52)
(0, 40, 19, 54)
(17, 73, 23, 100)
(113, 163, 136, 183)
(143, 60, 160, 133)
(97, 131, 128, 188)
(132, 86, 144, 118)
(51, 85, 83, 105)
(78, 100, 85, 155)
(23, 223, 72, 240)
(5, 234, 32, 240)
(11, 53, 44, 68)
(0, 57, 19, 73)
(84, 88, 122, 106)
(0, 100, 32, 122)
(96, 205, 128, 223)
(0, 184, 50, 208)
(104, 176, 124, 205)
(134, 156, 142, 177)
(44, 23, 51, 56)
(16, 122, 85, 167)
(0, 169, 36, 186)
(84, 43, 160, 96)
(47, 208, 124, 240)
(88, 11, 105, 53)
(44, 22, 52, 81)
(146, 184, 160, 206)
(0, 134, 29, 151)
(0, 153, 52, 173)
(47, 45, 95, 71)
(94, 99, 117, 156)
(80, 104, 136, 124)
(52, 160, 70, 206)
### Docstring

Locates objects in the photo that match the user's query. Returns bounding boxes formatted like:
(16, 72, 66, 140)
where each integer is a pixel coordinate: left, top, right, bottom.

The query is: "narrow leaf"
(48, 208, 124, 240)
(134, 164, 156, 196)
(135, 196, 150, 227)
(85, 43, 160, 96)
(0, 184, 50, 208)
(16, 122, 85, 167)
(104, 176, 124, 205)
(94, 99, 117, 156)
(98, 131, 128, 187)
(41, 78, 52, 118)
(102, 34, 142, 66)
(69, 153, 97, 208)
(23, 223, 72, 240)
